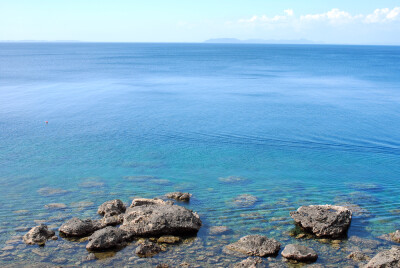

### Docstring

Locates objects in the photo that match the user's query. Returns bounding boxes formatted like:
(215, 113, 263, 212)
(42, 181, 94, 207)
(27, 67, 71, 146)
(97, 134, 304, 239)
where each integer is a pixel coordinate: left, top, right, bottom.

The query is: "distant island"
(204, 38, 316, 44)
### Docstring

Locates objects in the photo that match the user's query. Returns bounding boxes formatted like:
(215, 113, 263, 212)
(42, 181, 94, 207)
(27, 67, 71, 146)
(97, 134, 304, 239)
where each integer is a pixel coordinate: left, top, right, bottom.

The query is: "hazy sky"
(1, 0, 400, 44)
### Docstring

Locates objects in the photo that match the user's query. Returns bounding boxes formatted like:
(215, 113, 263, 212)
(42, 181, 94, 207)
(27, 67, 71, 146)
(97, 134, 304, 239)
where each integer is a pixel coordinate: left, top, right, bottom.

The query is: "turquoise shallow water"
(1, 43, 400, 267)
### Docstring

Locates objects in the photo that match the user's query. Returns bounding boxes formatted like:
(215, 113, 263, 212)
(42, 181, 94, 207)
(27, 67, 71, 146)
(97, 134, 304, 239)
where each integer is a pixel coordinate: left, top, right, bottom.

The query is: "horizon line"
(1, 40, 400, 47)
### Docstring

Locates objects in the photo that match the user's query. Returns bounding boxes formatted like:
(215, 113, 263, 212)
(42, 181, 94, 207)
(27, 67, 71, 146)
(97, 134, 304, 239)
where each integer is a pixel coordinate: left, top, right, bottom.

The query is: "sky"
(0, 0, 400, 44)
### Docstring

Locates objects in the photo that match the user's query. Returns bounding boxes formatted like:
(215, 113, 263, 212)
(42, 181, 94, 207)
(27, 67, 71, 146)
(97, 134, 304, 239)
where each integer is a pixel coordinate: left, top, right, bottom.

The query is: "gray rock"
(130, 198, 173, 208)
(281, 244, 318, 262)
(347, 251, 370, 261)
(86, 226, 128, 250)
(135, 241, 162, 257)
(290, 205, 352, 238)
(225, 235, 281, 257)
(234, 257, 264, 268)
(121, 204, 202, 236)
(59, 217, 102, 237)
(23, 224, 55, 245)
(97, 199, 126, 217)
(365, 247, 400, 268)
(100, 214, 124, 226)
(166, 192, 191, 202)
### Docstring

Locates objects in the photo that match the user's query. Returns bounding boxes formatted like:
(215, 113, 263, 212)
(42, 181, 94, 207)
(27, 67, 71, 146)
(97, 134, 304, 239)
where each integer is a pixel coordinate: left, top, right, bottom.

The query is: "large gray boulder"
(23, 225, 55, 245)
(225, 235, 281, 257)
(59, 218, 102, 237)
(97, 199, 126, 217)
(135, 241, 162, 257)
(281, 244, 318, 262)
(86, 226, 128, 251)
(290, 205, 352, 238)
(365, 247, 400, 268)
(120, 204, 202, 236)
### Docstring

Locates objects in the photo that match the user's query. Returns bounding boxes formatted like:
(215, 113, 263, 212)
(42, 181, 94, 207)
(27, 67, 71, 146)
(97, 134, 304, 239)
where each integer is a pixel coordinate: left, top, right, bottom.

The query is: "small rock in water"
(281, 244, 318, 262)
(97, 199, 126, 216)
(44, 203, 67, 209)
(290, 205, 352, 238)
(157, 235, 181, 244)
(135, 241, 162, 257)
(86, 226, 128, 250)
(59, 217, 102, 237)
(347, 251, 370, 261)
(209, 226, 230, 235)
(232, 194, 258, 207)
(166, 192, 191, 202)
(225, 235, 281, 257)
(234, 257, 263, 268)
(365, 246, 400, 268)
(23, 224, 55, 246)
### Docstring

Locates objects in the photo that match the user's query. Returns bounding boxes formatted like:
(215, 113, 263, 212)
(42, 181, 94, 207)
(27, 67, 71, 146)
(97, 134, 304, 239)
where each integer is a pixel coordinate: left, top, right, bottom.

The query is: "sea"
(1, 43, 400, 267)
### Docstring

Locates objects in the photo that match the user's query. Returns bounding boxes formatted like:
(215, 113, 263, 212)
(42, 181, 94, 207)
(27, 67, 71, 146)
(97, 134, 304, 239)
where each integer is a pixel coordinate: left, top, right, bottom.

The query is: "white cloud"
(238, 7, 400, 26)
(365, 7, 400, 23)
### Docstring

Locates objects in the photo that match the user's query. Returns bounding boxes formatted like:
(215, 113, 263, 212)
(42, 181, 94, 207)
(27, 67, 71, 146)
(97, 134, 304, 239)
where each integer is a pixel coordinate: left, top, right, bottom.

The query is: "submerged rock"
(121, 204, 202, 236)
(157, 235, 181, 244)
(59, 218, 102, 237)
(365, 247, 400, 268)
(290, 205, 352, 238)
(232, 194, 258, 207)
(219, 176, 248, 184)
(130, 198, 172, 208)
(347, 251, 370, 261)
(380, 230, 400, 243)
(37, 187, 69, 196)
(97, 199, 126, 217)
(86, 226, 128, 251)
(44, 203, 67, 209)
(166, 192, 191, 202)
(209, 226, 230, 235)
(281, 244, 318, 262)
(234, 257, 264, 268)
(23, 224, 55, 245)
(225, 235, 281, 257)
(135, 241, 162, 257)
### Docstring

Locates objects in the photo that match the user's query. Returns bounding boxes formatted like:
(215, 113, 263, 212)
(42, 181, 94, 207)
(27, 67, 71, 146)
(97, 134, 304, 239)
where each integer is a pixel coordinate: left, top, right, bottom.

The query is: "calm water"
(1, 43, 400, 267)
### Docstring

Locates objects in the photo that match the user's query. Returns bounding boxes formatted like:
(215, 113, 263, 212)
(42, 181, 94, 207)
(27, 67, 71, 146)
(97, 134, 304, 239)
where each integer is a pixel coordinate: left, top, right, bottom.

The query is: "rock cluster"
(24, 194, 201, 258)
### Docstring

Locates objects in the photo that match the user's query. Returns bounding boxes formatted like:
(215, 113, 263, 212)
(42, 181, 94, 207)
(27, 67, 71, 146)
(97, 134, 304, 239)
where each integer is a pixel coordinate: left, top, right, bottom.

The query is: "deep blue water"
(1, 43, 400, 267)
